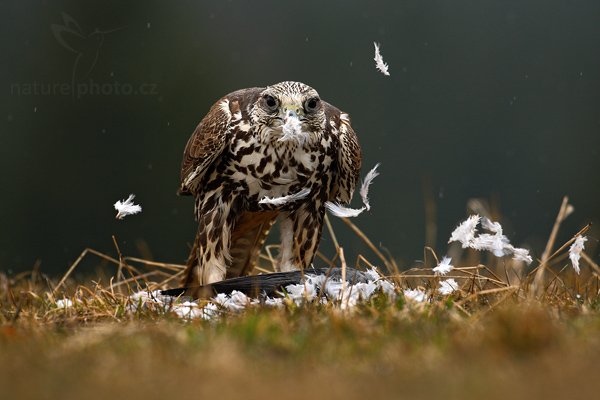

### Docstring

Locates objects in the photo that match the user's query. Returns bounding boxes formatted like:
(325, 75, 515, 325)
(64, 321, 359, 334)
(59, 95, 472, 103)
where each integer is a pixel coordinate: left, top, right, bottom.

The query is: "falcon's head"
(252, 81, 325, 144)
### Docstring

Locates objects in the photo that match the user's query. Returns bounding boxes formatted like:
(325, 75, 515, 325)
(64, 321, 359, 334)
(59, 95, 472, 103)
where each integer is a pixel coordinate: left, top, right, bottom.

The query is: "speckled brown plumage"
(179, 81, 361, 286)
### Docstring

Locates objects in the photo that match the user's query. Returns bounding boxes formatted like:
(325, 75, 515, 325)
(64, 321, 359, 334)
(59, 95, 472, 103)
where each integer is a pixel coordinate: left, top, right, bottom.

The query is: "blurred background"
(1, 0, 599, 276)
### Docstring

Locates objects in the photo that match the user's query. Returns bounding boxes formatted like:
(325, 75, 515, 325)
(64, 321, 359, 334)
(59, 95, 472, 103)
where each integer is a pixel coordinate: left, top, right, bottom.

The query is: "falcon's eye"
(305, 97, 320, 112)
(263, 95, 278, 111)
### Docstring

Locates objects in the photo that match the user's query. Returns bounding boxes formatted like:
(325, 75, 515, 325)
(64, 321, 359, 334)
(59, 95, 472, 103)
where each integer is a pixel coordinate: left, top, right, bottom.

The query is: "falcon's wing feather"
(179, 88, 263, 195)
(323, 102, 362, 203)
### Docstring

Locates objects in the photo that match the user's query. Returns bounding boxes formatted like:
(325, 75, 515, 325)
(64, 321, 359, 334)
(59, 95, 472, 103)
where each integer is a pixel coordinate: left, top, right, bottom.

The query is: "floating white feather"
(569, 235, 587, 274)
(481, 217, 503, 234)
(258, 188, 311, 206)
(448, 215, 532, 264)
(472, 233, 511, 257)
(325, 203, 365, 218)
(360, 163, 380, 211)
(325, 164, 380, 218)
(373, 42, 390, 76)
(448, 214, 481, 248)
(511, 247, 533, 265)
(433, 256, 454, 276)
(114, 194, 142, 220)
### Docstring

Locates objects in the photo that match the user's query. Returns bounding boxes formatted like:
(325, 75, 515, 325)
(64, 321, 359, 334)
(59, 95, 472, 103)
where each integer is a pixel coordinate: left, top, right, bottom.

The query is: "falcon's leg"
(183, 191, 240, 286)
(227, 211, 278, 278)
(278, 216, 295, 272)
(278, 202, 325, 272)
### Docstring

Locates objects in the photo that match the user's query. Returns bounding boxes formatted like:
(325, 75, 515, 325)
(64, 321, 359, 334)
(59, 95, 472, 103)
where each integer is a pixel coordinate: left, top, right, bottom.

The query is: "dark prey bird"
(179, 81, 362, 287)
(162, 267, 371, 299)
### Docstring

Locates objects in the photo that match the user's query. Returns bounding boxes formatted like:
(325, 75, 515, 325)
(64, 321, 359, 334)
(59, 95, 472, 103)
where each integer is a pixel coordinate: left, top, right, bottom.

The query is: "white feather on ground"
(433, 256, 454, 276)
(373, 42, 390, 76)
(438, 279, 459, 295)
(569, 235, 587, 274)
(114, 194, 142, 220)
(259, 188, 311, 206)
(403, 288, 427, 303)
(325, 163, 380, 218)
(55, 299, 73, 309)
(127, 267, 397, 319)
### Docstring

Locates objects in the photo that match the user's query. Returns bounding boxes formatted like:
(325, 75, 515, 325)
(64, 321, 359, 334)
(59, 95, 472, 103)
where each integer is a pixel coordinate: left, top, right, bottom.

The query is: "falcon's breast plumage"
(179, 81, 362, 287)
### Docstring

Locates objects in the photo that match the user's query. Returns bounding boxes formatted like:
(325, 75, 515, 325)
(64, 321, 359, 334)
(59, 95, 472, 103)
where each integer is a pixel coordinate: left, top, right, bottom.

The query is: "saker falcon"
(179, 81, 362, 287)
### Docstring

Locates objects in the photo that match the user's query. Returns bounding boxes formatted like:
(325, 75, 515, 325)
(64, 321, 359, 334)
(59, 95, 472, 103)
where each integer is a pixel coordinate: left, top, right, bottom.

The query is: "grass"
(2, 201, 600, 400)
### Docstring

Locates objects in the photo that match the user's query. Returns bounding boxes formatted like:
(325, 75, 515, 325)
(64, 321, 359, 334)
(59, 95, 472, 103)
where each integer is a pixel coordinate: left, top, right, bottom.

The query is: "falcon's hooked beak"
(281, 103, 303, 124)
(278, 103, 307, 143)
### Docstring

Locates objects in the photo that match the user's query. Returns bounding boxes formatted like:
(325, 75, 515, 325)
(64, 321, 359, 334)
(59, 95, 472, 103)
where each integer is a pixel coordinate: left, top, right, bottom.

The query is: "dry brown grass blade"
(423, 246, 439, 269)
(149, 270, 186, 290)
(324, 214, 340, 252)
(340, 247, 347, 296)
(454, 265, 485, 271)
(340, 217, 392, 271)
(582, 252, 600, 275)
(324, 214, 342, 266)
(455, 285, 520, 307)
(261, 244, 279, 271)
(122, 257, 185, 271)
(481, 265, 508, 287)
(112, 236, 152, 293)
(315, 251, 337, 269)
(454, 269, 507, 288)
(528, 223, 592, 282)
(110, 271, 166, 291)
(356, 254, 376, 270)
(531, 196, 571, 295)
(396, 273, 504, 289)
(471, 287, 521, 321)
(543, 264, 571, 297)
(53, 248, 120, 294)
(112, 236, 127, 286)
(253, 266, 272, 274)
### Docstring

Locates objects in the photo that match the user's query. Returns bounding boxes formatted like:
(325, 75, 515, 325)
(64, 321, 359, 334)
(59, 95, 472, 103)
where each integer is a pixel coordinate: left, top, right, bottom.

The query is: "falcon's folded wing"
(323, 103, 362, 204)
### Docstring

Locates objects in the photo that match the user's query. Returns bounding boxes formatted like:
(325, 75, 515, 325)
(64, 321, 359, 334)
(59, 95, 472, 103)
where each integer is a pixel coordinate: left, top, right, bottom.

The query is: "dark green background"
(2, 0, 599, 275)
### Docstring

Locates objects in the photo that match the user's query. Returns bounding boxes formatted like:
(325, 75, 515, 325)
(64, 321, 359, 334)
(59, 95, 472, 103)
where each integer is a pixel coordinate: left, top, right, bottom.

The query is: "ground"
(2, 215, 599, 399)
(2, 281, 600, 399)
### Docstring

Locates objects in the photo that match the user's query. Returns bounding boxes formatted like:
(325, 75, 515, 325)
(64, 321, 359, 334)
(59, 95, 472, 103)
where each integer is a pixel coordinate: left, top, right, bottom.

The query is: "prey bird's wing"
(323, 102, 362, 203)
(162, 267, 370, 299)
(179, 88, 263, 195)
